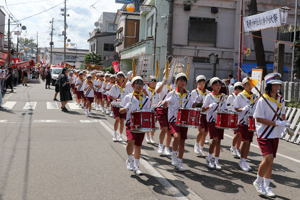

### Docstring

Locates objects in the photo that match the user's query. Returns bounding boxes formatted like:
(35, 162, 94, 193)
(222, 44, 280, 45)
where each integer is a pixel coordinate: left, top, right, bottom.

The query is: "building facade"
(88, 12, 117, 67)
(42, 48, 89, 68)
(0, 9, 5, 52)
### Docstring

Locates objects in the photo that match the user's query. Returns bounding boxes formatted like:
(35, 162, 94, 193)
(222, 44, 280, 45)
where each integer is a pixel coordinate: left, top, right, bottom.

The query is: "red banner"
(112, 61, 120, 72)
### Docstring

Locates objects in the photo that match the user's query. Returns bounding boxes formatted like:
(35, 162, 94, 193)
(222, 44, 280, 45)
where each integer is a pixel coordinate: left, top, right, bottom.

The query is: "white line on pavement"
(46, 102, 59, 110)
(23, 102, 37, 110)
(33, 120, 62, 123)
(99, 120, 203, 200)
(2, 101, 16, 110)
(67, 102, 81, 110)
(0, 120, 8, 123)
(224, 133, 300, 164)
(80, 119, 102, 123)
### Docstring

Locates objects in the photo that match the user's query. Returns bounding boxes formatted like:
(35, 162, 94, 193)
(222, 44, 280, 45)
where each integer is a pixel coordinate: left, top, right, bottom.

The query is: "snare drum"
(131, 110, 156, 133)
(215, 111, 238, 130)
(248, 116, 256, 132)
(176, 108, 201, 128)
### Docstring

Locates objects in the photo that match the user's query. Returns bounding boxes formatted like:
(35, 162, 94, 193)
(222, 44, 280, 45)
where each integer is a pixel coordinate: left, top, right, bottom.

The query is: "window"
(91, 43, 96, 52)
(104, 43, 114, 51)
(277, 31, 300, 42)
(188, 17, 217, 46)
(147, 15, 154, 37)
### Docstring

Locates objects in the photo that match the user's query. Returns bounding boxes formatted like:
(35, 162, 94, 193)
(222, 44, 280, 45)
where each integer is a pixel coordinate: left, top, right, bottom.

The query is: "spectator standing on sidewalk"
(22, 69, 28, 86)
(45, 67, 51, 89)
(58, 68, 72, 112)
(6, 68, 14, 93)
(0, 68, 6, 109)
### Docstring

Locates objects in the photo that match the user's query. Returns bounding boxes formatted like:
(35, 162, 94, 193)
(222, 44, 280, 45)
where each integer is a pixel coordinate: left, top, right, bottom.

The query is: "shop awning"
(241, 63, 289, 73)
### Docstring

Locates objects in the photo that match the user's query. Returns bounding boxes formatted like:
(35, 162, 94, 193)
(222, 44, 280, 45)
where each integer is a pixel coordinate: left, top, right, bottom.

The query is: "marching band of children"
(58, 67, 289, 198)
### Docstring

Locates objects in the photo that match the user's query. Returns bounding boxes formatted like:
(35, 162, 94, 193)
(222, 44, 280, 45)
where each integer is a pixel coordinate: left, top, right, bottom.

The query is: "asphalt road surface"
(0, 80, 299, 200)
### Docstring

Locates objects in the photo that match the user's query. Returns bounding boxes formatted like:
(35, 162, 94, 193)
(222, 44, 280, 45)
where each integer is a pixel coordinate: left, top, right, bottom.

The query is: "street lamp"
(209, 53, 219, 77)
(140, 4, 158, 76)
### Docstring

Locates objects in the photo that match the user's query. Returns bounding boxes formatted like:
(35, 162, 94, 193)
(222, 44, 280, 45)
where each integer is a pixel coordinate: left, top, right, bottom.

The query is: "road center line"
(99, 120, 203, 200)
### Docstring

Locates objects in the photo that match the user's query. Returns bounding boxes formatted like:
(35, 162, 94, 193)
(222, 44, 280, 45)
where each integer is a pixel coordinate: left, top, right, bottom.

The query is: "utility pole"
(291, 0, 298, 81)
(50, 18, 54, 64)
(63, 0, 67, 64)
(7, 17, 11, 68)
(36, 32, 39, 64)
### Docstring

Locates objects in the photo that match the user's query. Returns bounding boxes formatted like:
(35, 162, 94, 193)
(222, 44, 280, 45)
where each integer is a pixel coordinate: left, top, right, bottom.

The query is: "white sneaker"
(253, 181, 266, 196)
(198, 147, 206, 157)
(110, 112, 114, 117)
(112, 132, 117, 142)
(84, 109, 88, 116)
(194, 143, 200, 154)
(235, 149, 241, 158)
(214, 160, 222, 170)
(206, 157, 215, 169)
(163, 147, 172, 156)
(126, 158, 134, 171)
(265, 187, 276, 198)
(175, 159, 186, 172)
(105, 110, 110, 115)
(133, 159, 143, 176)
(204, 140, 209, 144)
(157, 144, 164, 155)
(239, 160, 249, 172)
(230, 147, 237, 157)
(145, 135, 150, 143)
(117, 133, 123, 142)
(244, 161, 252, 171)
(149, 136, 155, 144)
(171, 152, 178, 166)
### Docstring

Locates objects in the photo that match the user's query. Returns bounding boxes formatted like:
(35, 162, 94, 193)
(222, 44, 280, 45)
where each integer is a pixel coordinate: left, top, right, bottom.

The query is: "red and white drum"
(248, 116, 256, 132)
(111, 101, 121, 117)
(176, 108, 201, 128)
(216, 111, 238, 130)
(131, 110, 156, 133)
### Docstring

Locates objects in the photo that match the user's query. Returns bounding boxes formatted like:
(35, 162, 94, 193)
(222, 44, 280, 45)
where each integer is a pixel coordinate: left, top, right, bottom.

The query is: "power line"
(18, 2, 64, 21)
(6, 0, 53, 7)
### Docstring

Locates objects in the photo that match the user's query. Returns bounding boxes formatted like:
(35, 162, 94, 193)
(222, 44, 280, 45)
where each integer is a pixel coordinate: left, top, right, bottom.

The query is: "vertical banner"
(251, 68, 263, 95)
(155, 60, 159, 79)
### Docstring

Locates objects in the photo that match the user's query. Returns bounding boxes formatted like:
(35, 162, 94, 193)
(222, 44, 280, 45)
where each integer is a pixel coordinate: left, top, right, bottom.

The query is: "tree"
(18, 37, 37, 58)
(84, 52, 102, 65)
(248, 0, 267, 76)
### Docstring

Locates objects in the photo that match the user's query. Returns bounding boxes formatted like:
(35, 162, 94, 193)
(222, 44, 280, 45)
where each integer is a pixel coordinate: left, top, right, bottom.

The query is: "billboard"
(115, 0, 134, 4)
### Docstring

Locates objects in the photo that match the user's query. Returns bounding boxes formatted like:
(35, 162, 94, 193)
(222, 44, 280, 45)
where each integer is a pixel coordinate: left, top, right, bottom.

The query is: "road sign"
(115, 0, 134, 4)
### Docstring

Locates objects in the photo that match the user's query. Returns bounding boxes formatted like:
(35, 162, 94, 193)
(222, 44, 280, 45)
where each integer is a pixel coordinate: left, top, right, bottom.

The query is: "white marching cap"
(234, 81, 243, 88)
(196, 75, 206, 82)
(131, 76, 143, 84)
(175, 72, 187, 81)
(265, 72, 283, 85)
(117, 71, 125, 77)
(209, 77, 221, 87)
(242, 77, 249, 84)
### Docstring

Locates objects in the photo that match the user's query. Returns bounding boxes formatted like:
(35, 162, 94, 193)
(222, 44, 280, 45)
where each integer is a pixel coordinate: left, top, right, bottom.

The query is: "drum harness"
(258, 95, 284, 139)
(169, 90, 191, 123)
(238, 92, 257, 125)
(208, 93, 226, 123)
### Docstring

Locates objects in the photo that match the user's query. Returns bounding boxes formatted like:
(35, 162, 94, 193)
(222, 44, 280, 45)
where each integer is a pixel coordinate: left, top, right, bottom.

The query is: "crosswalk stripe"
(2, 101, 16, 110)
(80, 119, 101, 123)
(23, 102, 37, 110)
(33, 120, 61, 123)
(67, 102, 81, 110)
(46, 102, 59, 110)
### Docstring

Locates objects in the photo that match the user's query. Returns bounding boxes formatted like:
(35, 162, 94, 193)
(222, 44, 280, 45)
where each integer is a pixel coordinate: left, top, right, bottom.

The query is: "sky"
(0, 0, 123, 49)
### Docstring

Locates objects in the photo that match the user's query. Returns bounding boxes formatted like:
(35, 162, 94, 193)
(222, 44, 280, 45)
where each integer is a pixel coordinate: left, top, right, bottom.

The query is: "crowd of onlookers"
(0, 66, 36, 109)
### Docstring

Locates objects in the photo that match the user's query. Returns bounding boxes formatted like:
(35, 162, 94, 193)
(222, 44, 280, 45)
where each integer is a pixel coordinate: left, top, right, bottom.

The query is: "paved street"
(0, 81, 299, 200)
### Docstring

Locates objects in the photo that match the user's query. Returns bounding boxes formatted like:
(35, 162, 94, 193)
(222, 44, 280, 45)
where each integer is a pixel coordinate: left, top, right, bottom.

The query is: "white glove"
(209, 103, 217, 110)
(275, 120, 288, 127)
(124, 102, 132, 110)
(242, 105, 250, 112)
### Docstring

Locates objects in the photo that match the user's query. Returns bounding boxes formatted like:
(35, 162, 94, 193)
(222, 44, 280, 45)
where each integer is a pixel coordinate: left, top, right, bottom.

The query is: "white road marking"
(99, 120, 201, 200)
(33, 120, 62, 123)
(224, 133, 300, 164)
(46, 102, 59, 110)
(23, 102, 37, 110)
(80, 119, 101, 123)
(0, 120, 8, 123)
(2, 101, 16, 110)
(67, 102, 81, 110)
